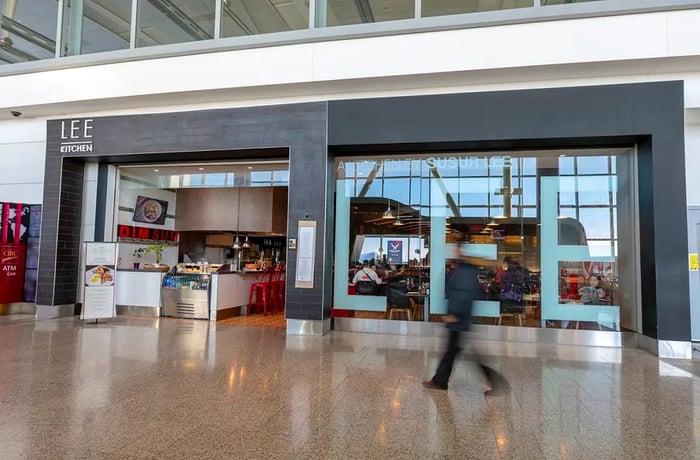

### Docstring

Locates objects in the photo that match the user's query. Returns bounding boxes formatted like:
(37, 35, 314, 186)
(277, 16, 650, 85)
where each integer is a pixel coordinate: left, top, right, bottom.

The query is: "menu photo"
(133, 195, 168, 225)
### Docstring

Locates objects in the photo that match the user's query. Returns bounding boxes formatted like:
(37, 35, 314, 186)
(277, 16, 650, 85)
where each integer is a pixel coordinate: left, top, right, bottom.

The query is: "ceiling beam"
(1, 15, 55, 53)
(146, 0, 213, 41)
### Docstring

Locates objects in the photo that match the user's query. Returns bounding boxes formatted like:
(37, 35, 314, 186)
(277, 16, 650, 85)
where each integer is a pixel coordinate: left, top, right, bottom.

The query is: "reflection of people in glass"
(578, 275, 606, 304)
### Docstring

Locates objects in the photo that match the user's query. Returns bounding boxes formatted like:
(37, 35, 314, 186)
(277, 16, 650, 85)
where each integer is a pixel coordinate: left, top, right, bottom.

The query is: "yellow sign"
(690, 253, 699, 271)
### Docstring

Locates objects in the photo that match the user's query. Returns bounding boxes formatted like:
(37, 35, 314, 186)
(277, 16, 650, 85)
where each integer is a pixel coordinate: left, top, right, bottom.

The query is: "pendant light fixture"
(382, 198, 394, 219)
(487, 218, 498, 227)
(242, 235, 250, 249)
(392, 202, 404, 227)
(233, 188, 242, 249)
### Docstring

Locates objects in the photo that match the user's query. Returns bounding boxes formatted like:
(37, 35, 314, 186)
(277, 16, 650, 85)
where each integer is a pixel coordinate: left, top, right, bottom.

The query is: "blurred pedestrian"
(423, 244, 493, 394)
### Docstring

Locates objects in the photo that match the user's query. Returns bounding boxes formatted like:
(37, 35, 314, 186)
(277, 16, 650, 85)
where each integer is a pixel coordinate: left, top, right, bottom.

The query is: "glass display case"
(161, 272, 211, 319)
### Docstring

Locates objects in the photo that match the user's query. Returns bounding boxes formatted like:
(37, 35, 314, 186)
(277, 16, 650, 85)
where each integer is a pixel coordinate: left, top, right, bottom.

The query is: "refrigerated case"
(161, 272, 211, 319)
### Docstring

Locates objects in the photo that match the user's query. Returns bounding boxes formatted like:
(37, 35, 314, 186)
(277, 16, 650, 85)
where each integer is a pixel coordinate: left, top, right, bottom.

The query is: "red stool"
(248, 266, 274, 316)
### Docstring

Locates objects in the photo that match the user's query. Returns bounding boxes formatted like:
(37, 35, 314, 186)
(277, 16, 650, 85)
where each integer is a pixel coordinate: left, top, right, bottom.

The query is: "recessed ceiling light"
(153, 169, 159, 172)
(559, 154, 566, 157)
(247, 166, 253, 170)
(198, 167, 205, 171)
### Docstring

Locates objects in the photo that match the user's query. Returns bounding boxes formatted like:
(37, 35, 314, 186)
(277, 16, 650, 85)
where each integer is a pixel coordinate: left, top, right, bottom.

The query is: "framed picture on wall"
(133, 196, 168, 225)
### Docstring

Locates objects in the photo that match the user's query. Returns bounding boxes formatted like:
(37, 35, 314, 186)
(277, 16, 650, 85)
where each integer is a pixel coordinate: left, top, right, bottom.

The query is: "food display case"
(161, 272, 211, 319)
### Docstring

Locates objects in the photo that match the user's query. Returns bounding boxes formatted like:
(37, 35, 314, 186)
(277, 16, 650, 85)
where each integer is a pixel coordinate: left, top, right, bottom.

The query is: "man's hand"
(443, 314, 459, 323)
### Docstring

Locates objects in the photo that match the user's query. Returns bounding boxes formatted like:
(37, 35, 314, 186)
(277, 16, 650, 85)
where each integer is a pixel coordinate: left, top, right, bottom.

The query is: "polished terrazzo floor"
(1, 316, 699, 459)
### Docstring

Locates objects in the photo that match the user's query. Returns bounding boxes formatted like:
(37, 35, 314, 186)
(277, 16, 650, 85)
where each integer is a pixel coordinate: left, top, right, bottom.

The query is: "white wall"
(0, 118, 46, 204)
(686, 124, 700, 207)
(115, 170, 178, 268)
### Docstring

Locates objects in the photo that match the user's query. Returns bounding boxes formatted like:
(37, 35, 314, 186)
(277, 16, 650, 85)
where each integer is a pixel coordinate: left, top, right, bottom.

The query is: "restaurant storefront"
(33, 81, 691, 356)
(333, 149, 638, 337)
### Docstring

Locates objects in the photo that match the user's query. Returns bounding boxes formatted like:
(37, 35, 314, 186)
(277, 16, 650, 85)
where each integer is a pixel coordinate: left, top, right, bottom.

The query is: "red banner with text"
(117, 224, 179, 243)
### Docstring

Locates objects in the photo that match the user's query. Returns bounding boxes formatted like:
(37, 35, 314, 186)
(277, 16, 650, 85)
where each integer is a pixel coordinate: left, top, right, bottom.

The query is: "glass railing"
(0, 0, 684, 66)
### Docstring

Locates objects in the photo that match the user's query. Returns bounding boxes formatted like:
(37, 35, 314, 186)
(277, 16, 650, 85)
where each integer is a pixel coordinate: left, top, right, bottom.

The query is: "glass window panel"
(423, 0, 533, 18)
(523, 157, 537, 176)
(543, 0, 601, 4)
(137, 0, 215, 48)
(410, 178, 422, 205)
(204, 173, 226, 186)
(587, 240, 614, 258)
(459, 156, 491, 177)
(0, 0, 58, 64)
(222, 0, 308, 37)
(460, 207, 488, 218)
(578, 208, 612, 240)
(459, 191, 489, 206)
(432, 157, 459, 177)
(523, 208, 536, 218)
(382, 158, 412, 177)
(344, 161, 355, 178)
(384, 178, 409, 205)
(250, 170, 271, 182)
(273, 170, 289, 183)
(522, 177, 536, 205)
(354, 179, 365, 196)
(576, 156, 609, 175)
(558, 156, 575, 175)
(577, 176, 612, 206)
(361, 176, 382, 197)
(356, 160, 377, 178)
(61, 0, 131, 56)
(324, 0, 413, 27)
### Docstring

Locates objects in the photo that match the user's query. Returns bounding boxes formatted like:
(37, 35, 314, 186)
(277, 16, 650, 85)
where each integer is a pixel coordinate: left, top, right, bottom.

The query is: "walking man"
(423, 244, 493, 394)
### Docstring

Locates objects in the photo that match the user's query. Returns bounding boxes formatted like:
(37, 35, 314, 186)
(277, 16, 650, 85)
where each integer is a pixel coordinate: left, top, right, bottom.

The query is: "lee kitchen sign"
(60, 119, 94, 153)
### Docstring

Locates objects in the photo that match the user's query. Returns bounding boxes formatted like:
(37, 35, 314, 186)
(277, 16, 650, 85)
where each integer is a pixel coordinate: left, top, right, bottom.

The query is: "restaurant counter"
(115, 269, 166, 317)
(115, 267, 269, 320)
(209, 271, 268, 320)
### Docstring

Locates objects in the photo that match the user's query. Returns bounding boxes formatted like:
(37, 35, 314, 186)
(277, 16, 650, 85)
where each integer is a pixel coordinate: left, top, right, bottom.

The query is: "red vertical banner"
(1, 202, 9, 244)
(13, 203, 22, 243)
(0, 244, 26, 303)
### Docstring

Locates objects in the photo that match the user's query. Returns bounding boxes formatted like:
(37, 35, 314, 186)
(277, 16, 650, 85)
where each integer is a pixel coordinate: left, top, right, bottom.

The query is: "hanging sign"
(387, 240, 403, 264)
(81, 242, 118, 320)
(295, 221, 316, 289)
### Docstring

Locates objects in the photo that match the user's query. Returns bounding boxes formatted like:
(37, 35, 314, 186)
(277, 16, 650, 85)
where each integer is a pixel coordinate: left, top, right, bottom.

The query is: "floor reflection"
(0, 316, 697, 458)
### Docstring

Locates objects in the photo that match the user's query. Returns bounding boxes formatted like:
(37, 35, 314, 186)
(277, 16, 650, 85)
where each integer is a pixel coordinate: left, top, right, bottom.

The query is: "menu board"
(81, 242, 117, 320)
(295, 221, 316, 289)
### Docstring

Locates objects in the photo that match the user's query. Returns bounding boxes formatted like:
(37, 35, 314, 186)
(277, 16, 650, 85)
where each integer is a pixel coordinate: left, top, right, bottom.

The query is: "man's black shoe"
(422, 380, 448, 390)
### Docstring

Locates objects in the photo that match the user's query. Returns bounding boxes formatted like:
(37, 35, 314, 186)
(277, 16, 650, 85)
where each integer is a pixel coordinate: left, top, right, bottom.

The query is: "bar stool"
(271, 265, 285, 313)
(248, 266, 274, 316)
(269, 265, 282, 314)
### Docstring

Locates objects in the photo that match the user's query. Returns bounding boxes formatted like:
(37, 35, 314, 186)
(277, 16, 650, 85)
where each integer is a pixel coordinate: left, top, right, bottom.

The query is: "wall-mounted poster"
(387, 240, 403, 264)
(133, 196, 168, 225)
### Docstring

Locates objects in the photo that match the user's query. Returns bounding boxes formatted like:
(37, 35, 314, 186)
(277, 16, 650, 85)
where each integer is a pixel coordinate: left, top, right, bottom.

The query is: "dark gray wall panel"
(328, 81, 688, 342)
(43, 103, 331, 321)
